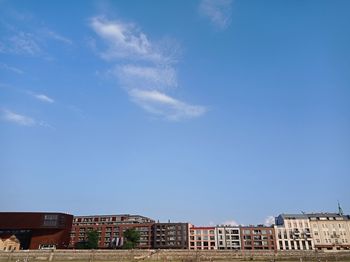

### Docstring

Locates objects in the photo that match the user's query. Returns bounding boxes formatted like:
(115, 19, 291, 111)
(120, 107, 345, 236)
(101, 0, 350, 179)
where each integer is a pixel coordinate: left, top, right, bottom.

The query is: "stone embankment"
(1, 250, 350, 262)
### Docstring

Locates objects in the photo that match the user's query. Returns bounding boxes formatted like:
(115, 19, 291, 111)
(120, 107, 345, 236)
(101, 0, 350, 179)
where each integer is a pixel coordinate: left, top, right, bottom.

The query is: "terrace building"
(307, 213, 350, 251)
(274, 214, 314, 250)
(215, 226, 241, 250)
(189, 226, 216, 250)
(70, 214, 154, 248)
(240, 226, 276, 250)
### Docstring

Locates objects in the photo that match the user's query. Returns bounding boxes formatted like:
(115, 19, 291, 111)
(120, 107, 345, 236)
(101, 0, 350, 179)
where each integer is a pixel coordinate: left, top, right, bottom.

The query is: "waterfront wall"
(1, 250, 350, 262)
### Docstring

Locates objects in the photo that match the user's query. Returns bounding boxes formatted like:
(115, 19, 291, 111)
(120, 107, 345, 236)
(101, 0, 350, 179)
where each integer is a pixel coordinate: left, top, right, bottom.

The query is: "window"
(43, 214, 58, 227)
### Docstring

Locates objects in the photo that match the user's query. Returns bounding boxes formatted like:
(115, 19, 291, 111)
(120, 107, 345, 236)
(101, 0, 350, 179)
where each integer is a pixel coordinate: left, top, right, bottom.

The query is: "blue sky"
(0, 0, 349, 226)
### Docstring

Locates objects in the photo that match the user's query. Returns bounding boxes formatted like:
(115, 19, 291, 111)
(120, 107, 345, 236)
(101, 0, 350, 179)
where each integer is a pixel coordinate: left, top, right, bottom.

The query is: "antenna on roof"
(338, 201, 344, 216)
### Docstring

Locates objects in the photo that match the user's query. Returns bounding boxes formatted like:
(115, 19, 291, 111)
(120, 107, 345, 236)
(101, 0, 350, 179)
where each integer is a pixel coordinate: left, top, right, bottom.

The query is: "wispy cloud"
(0, 12, 73, 56)
(33, 93, 55, 103)
(199, 0, 233, 30)
(1, 109, 54, 128)
(129, 89, 206, 121)
(0, 62, 24, 74)
(42, 29, 73, 45)
(90, 16, 206, 121)
(90, 16, 166, 63)
(1, 109, 36, 126)
(116, 64, 177, 90)
(7, 31, 41, 55)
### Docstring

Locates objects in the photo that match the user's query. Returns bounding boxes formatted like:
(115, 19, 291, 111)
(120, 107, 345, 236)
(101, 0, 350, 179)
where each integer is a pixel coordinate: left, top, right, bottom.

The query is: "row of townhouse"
(275, 213, 350, 251)
(188, 225, 276, 250)
(70, 212, 350, 251)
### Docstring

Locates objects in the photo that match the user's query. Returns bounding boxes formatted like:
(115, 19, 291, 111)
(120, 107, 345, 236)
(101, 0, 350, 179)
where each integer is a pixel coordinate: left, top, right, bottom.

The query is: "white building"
(307, 213, 350, 251)
(216, 226, 241, 250)
(189, 226, 216, 250)
(274, 214, 314, 250)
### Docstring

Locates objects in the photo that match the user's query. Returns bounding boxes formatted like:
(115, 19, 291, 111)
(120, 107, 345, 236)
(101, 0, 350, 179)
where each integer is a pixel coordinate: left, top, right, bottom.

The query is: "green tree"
(86, 230, 99, 249)
(123, 228, 140, 249)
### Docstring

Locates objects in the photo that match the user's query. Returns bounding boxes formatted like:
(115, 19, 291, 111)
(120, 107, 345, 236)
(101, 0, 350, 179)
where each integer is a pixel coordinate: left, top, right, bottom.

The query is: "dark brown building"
(0, 212, 73, 249)
(153, 223, 188, 249)
(240, 225, 276, 251)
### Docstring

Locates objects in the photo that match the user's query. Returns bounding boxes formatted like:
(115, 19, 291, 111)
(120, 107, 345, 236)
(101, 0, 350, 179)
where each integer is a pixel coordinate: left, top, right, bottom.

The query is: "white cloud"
(33, 93, 54, 103)
(90, 16, 168, 63)
(90, 16, 206, 121)
(264, 215, 275, 226)
(199, 0, 233, 29)
(129, 89, 206, 120)
(0, 62, 24, 74)
(1, 109, 36, 126)
(222, 219, 239, 226)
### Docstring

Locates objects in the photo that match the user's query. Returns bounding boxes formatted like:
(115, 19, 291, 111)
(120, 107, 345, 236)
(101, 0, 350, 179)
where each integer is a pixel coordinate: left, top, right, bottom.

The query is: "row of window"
(190, 236, 215, 241)
(242, 229, 273, 235)
(190, 230, 215, 235)
(189, 241, 216, 247)
(278, 240, 312, 250)
(217, 229, 239, 234)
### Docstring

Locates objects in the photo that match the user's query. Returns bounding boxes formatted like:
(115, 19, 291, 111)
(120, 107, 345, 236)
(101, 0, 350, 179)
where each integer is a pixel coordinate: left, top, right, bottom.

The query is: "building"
(216, 226, 241, 250)
(189, 226, 216, 250)
(118, 223, 154, 249)
(0, 235, 20, 251)
(274, 214, 314, 250)
(0, 212, 73, 249)
(152, 222, 188, 249)
(240, 226, 276, 250)
(70, 214, 154, 248)
(307, 213, 350, 251)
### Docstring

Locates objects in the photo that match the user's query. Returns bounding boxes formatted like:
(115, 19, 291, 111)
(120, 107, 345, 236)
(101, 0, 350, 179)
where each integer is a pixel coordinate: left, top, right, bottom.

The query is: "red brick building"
(70, 214, 154, 248)
(240, 226, 276, 251)
(0, 212, 73, 249)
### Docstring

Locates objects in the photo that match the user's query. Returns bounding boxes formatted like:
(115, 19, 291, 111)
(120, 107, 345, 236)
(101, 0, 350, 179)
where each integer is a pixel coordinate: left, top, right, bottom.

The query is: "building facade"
(307, 213, 350, 251)
(118, 223, 153, 249)
(274, 214, 314, 250)
(189, 226, 216, 250)
(69, 214, 154, 248)
(216, 226, 241, 250)
(0, 212, 73, 249)
(240, 226, 276, 250)
(0, 235, 20, 251)
(153, 223, 188, 249)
